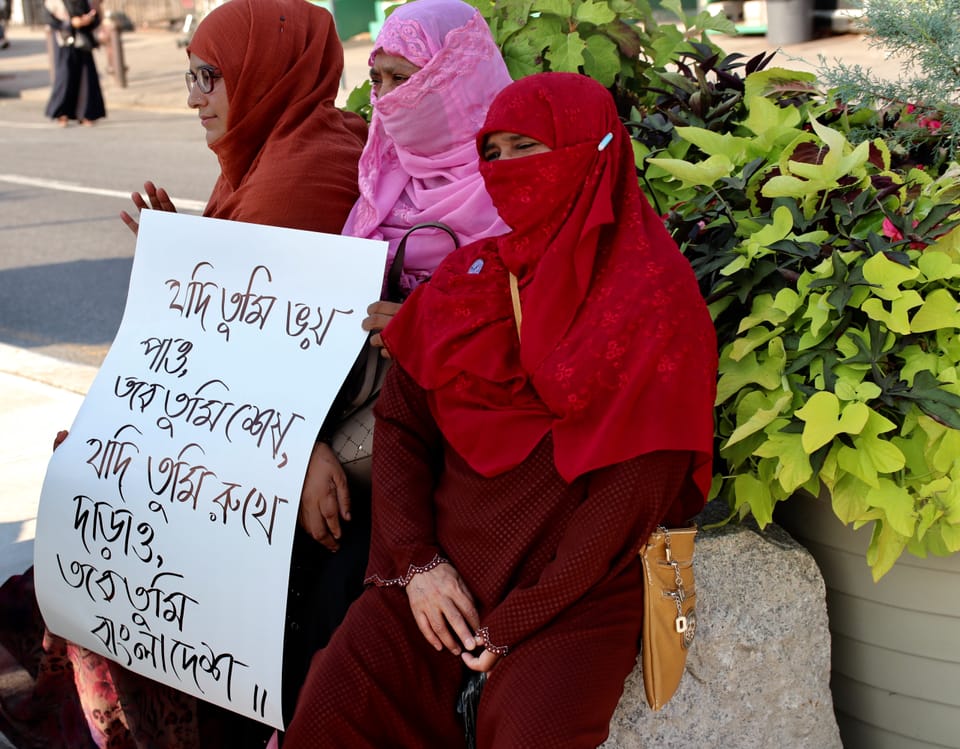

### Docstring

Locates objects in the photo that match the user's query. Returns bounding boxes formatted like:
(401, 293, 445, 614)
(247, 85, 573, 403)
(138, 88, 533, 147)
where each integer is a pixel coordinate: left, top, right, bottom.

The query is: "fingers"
(298, 495, 340, 552)
(52, 429, 69, 452)
(298, 442, 351, 551)
(130, 190, 149, 212)
(154, 186, 177, 213)
(119, 210, 139, 236)
(406, 566, 478, 655)
(361, 301, 403, 333)
(462, 648, 501, 673)
(414, 611, 446, 652)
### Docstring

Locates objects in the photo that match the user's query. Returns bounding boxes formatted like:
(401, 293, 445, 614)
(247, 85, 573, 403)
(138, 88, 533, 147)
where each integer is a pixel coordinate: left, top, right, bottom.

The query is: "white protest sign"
(33, 210, 387, 729)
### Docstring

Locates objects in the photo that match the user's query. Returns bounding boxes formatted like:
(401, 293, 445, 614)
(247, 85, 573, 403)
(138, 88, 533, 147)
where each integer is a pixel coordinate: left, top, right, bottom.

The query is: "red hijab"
(187, 0, 365, 233)
(383, 73, 717, 496)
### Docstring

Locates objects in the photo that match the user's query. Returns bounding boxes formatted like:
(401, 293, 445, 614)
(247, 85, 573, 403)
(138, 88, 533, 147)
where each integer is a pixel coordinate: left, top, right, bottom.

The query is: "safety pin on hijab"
(598, 133, 613, 151)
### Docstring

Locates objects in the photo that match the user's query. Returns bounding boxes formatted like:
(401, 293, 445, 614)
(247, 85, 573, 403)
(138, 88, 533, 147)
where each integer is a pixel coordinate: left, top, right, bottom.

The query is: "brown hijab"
(187, 0, 365, 233)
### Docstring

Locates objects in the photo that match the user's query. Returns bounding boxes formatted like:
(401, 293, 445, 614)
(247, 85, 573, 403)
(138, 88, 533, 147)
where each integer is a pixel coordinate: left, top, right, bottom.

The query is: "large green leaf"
(575, 0, 616, 25)
(583, 33, 620, 86)
(725, 391, 793, 447)
(795, 391, 870, 453)
(545, 31, 587, 72)
(734, 473, 776, 528)
(910, 288, 960, 333)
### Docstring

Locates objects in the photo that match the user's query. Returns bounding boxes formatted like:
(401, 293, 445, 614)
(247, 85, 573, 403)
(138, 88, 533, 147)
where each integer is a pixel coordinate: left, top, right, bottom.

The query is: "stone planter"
(777, 493, 960, 749)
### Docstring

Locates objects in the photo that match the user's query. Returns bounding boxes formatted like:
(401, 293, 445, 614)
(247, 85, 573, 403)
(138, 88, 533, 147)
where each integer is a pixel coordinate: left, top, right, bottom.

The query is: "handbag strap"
(386, 222, 460, 302)
(508, 272, 522, 341)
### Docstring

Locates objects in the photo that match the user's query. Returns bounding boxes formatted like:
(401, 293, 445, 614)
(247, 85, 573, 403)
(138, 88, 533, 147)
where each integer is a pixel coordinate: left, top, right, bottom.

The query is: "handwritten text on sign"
(34, 210, 387, 729)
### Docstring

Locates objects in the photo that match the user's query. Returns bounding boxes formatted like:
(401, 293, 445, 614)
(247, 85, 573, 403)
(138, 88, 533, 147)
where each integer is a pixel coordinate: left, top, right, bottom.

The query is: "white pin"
(598, 132, 613, 151)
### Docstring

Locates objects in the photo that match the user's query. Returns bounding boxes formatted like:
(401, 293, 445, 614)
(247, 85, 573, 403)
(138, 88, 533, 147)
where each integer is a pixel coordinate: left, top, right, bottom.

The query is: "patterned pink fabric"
(342, 0, 511, 296)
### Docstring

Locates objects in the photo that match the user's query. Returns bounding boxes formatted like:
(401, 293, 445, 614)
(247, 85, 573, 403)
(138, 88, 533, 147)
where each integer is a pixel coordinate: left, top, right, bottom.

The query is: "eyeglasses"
(185, 65, 222, 94)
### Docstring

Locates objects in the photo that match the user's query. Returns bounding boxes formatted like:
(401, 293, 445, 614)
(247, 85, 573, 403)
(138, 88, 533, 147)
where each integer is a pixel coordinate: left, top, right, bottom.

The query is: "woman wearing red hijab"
(283, 73, 717, 748)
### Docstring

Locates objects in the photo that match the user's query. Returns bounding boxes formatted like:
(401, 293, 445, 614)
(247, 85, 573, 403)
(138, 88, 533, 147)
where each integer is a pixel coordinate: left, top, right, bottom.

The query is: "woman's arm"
(365, 364, 480, 655)
(364, 363, 445, 584)
(472, 450, 699, 660)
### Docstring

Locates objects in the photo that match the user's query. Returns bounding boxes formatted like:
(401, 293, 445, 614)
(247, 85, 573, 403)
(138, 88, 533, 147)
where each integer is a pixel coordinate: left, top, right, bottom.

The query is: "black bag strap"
(386, 222, 460, 302)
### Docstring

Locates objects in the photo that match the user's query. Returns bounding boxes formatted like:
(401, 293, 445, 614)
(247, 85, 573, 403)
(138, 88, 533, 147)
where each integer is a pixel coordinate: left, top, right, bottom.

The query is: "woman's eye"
(483, 149, 500, 162)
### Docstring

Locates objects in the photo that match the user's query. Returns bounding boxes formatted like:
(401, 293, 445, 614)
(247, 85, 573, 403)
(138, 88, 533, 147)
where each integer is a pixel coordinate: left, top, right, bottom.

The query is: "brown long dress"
(282, 365, 702, 748)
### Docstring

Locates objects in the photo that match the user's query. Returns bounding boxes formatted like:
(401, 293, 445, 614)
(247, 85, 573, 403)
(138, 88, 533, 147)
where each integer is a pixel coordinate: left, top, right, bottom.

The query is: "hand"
(297, 441, 351, 552)
(406, 563, 479, 656)
(462, 648, 502, 673)
(361, 301, 402, 357)
(120, 181, 178, 236)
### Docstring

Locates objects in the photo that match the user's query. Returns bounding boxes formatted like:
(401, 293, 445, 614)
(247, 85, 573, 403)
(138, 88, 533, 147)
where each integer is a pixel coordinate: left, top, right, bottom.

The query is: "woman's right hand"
(406, 563, 480, 656)
(362, 301, 402, 356)
(120, 181, 178, 236)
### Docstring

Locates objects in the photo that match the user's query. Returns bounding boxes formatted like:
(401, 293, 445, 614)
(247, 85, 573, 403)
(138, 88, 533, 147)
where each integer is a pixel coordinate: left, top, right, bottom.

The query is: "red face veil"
(384, 73, 718, 497)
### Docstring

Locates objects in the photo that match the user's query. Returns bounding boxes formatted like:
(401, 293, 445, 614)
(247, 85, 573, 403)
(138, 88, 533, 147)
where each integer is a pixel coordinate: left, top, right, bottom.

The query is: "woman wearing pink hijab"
(348, 0, 512, 297)
(298, 0, 513, 565)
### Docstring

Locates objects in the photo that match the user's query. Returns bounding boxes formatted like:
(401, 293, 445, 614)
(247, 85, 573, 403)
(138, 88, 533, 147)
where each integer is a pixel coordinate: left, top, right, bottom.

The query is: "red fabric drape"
(383, 73, 717, 496)
(187, 0, 365, 233)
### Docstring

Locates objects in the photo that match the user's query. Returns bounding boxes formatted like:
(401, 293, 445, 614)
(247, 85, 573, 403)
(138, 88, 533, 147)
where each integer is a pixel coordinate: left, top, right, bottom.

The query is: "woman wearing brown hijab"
(122, 0, 365, 234)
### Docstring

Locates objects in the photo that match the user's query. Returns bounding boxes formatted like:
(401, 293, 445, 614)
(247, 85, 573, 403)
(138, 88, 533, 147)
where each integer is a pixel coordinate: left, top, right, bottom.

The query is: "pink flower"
(882, 217, 903, 241)
(882, 216, 926, 249)
(906, 104, 917, 114)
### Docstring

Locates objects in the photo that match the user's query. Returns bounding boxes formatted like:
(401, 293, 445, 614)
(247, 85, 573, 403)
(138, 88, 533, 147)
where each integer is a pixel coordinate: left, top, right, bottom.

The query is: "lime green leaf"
(795, 391, 870, 452)
(861, 291, 924, 335)
(866, 478, 916, 537)
(646, 154, 735, 187)
(917, 251, 960, 282)
(867, 519, 909, 581)
(836, 409, 904, 487)
(742, 95, 802, 140)
(830, 472, 871, 524)
(674, 126, 755, 162)
(716, 339, 786, 404)
(729, 326, 785, 360)
(861, 252, 921, 301)
(753, 427, 813, 494)
(734, 473, 776, 528)
(910, 288, 960, 333)
(725, 391, 793, 447)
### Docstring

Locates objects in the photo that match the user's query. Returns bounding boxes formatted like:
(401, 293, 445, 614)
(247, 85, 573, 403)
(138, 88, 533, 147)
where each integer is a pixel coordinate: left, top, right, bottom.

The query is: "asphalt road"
(0, 95, 220, 367)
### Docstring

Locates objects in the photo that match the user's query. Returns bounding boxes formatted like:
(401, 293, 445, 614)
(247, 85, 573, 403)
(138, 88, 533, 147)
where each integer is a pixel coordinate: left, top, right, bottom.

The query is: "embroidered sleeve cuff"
(475, 626, 509, 656)
(364, 554, 449, 588)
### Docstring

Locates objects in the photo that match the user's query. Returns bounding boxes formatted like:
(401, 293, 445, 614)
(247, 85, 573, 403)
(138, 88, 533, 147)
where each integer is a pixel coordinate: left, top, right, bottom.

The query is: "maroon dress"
(282, 365, 701, 748)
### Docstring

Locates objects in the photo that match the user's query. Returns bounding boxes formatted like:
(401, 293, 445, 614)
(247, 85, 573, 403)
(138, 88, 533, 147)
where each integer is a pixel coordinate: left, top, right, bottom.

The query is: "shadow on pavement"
(0, 257, 131, 365)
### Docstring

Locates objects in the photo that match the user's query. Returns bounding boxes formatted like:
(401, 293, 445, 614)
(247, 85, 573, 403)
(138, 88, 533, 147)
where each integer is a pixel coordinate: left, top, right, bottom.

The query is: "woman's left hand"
(461, 648, 501, 673)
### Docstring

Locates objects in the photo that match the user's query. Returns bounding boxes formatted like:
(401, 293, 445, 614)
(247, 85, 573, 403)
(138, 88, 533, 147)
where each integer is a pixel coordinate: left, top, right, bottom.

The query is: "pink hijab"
(342, 0, 512, 297)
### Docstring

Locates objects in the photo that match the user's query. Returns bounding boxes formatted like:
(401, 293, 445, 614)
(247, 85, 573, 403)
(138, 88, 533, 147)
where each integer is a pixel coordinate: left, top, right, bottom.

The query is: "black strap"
(386, 222, 460, 302)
